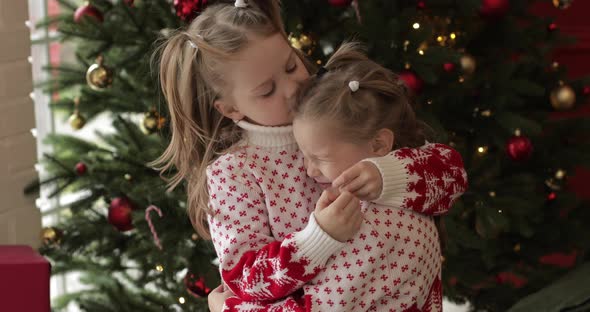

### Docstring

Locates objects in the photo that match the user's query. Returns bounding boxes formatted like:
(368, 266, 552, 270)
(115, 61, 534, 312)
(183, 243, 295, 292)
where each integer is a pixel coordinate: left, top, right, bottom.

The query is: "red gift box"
(0, 245, 51, 312)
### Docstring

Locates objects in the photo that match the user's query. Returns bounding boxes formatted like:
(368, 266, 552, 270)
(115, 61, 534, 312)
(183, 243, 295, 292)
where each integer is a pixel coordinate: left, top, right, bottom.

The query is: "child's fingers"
(328, 191, 354, 212)
(341, 195, 361, 219)
(338, 175, 365, 194)
(332, 166, 361, 189)
(352, 184, 377, 199)
(315, 191, 332, 211)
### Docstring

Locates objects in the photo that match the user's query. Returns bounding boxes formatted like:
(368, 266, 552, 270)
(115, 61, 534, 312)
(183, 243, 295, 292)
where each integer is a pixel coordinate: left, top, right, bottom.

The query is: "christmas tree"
(32, 0, 590, 311)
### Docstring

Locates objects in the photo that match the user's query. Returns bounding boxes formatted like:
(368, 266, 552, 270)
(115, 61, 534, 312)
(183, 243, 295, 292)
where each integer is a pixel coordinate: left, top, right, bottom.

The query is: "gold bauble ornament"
(41, 227, 63, 246)
(550, 83, 576, 111)
(553, 0, 573, 9)
(69, 111, 86, 130)
(143, 110, 166, 134)
(288, 33, 316, 56)
(86, 55, 113, 91)
(460, 54, 476, 76)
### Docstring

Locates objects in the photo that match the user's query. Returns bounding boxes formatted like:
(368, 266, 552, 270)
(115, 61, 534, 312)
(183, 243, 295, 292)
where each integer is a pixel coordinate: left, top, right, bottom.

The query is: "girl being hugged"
(152, 0, 467, 310)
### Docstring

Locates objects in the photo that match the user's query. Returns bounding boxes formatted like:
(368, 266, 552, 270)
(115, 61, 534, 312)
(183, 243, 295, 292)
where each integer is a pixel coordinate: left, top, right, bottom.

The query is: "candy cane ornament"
(145, 205, 164, 250)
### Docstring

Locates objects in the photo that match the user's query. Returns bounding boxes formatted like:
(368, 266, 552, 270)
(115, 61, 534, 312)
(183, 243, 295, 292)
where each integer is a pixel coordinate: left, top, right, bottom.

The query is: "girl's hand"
(208, 284, 234, 312)
(332, 161, 383, 201)
(314, 191, 362, 242)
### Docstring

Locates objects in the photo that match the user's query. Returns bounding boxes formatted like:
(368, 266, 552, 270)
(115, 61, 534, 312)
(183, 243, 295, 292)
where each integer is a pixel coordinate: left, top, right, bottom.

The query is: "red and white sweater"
(206, 121, 467, 311)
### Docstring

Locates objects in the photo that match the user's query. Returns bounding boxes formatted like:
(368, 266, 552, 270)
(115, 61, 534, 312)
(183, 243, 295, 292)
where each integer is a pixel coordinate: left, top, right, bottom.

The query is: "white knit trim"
(362, 155, 410, 207)
(235, 120, 297, 149)
(292, 213, 345, 269)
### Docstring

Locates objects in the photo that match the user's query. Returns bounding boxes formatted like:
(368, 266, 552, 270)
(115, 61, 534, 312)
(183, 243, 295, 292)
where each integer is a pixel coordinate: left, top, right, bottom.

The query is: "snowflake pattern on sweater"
(206, 121, 467, 310)
(223, 203, 443, 312)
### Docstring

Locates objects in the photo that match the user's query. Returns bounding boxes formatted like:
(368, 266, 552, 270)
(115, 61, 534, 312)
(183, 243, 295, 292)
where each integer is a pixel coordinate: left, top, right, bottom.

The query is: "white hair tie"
(187, 35, 203, 51)
(187, 40, 198, 50)
(348, 80, 360, 92)
(235, 0, 248, 8)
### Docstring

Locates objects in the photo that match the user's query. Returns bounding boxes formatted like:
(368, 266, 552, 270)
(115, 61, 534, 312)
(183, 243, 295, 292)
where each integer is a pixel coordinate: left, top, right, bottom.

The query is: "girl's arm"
(207, 160, 344, 302)
(367, 142, 467, 215)
(336, 142, 467, 215)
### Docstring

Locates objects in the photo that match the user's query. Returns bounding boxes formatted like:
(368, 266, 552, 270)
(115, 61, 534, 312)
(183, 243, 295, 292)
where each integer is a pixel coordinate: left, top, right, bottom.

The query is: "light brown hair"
(149, 1, 289, 239)
(295, 44, 445, 248)
(294, 42, 430, 149)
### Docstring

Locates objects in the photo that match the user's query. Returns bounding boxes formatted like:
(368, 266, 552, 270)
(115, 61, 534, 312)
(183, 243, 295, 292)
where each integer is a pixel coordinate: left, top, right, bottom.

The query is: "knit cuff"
(362, 155, 409, 207)
(292, 213, 345, 269)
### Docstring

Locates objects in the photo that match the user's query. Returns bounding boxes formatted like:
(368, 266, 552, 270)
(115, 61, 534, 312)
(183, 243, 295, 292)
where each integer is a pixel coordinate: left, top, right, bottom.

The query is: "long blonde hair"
(150, 1, 285, 238)
(294, 42, 430, 149)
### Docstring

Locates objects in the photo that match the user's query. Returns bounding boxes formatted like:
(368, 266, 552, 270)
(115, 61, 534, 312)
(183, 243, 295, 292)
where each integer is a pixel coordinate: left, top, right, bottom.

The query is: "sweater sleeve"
(222, 292, 312, 312)
(207, 160, 345, 302)
(363, 142, 467, 215)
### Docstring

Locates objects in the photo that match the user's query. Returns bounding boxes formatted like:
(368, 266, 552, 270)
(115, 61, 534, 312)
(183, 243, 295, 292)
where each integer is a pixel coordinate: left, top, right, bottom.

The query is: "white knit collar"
(235, 120, 297, 149)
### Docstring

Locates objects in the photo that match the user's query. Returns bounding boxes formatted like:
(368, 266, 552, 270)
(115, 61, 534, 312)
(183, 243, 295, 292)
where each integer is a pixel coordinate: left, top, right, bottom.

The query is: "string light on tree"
(288, 33, 316, 56)
(86, 55, 113, 91)
(477, 145, 489, 155)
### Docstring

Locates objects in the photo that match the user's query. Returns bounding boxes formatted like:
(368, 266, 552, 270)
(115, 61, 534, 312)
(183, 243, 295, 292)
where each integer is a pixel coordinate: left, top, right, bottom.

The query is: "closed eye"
(286, 62, 297, 73)
(261, 82, 276, 97)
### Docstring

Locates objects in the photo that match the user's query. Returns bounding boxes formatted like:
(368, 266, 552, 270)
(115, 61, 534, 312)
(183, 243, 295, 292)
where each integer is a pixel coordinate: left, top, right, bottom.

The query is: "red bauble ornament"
(479, 0, 509, 19)
(506, 135, 533, 161)
(174, 0, 208, 22)
(417, 1, 427, 9)
(443, 62, 455, 73)
(108, 197, 134, 232)
(75, 162, 87, 175)
(539, 251, 577, 268)
(583, 86, 590, 95)
(184, 272, 212, 298)
(74, 3, 104, 23)
(548, 23, 558, 31)
(496, 272, 527, 288)
(547, 192, 557, 201)
(328, 0, 353, 7)
(399, 71, 424, 94)
(449, 276, 458, 286)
